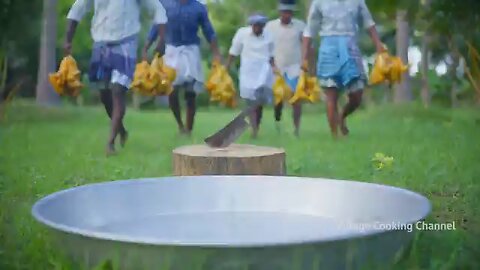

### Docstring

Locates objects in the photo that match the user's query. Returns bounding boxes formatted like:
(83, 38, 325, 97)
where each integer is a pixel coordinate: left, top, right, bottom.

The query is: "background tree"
(36, 0, 60, 106)
(0, 0, 43, 101)
(2, 0, 480, 108)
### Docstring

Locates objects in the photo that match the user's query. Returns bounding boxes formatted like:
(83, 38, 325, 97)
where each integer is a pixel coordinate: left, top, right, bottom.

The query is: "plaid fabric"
(88, 35, 138, 89)
(316, 35, 366, 91)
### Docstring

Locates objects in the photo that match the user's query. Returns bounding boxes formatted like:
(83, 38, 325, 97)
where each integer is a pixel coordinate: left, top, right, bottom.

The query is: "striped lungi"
(317, 36, 366, 92)
(88, 35, 138, 90)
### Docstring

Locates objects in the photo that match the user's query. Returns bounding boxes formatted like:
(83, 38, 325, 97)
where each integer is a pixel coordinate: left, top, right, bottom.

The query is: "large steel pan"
(32, 176, 431, 269)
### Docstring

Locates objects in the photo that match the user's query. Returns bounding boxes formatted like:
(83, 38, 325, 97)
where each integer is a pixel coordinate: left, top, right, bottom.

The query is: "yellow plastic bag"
(272, 73, 293, 106)
(130, 61, 153, 95)
(306, 76, 321, 103)
(205, 61, 223, 93)
(130, 55, 176, 96)
(369, 52, 408, 85)
(48, 55, 83, 97)
(150, 55, 176, 96)
(289, 71, 322, 104)
(205, 61, 237, 108)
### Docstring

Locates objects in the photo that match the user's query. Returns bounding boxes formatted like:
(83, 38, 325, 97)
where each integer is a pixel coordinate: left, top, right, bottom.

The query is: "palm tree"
(420, 0, 432, 107)
(36, 0, 60, 106)
(394, 9, 413, 103)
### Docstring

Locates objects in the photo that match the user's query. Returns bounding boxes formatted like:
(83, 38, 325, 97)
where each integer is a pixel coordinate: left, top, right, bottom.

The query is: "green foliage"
(0, 0, 43, 96)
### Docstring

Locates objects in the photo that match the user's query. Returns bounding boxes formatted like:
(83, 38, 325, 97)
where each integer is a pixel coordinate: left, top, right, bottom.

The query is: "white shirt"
(67, 0, 168, 43)
(228, 26, 274, 62)
(304, 0, 375, 38)
(229, 27, 275, 100)
(265, 18, 305, 78)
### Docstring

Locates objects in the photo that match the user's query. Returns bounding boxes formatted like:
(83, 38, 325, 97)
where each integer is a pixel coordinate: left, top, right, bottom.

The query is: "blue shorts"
(284, 73, 299, 93)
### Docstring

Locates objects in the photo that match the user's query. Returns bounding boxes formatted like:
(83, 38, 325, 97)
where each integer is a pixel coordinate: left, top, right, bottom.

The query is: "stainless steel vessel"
(32, 176, 431, 269)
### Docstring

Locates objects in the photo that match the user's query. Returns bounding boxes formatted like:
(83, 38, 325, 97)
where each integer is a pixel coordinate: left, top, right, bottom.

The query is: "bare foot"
(105, 143, 116, 156)
(178, 126, 188, 136)
(120, 130, 128, 148)
(340, 118, 349, 136)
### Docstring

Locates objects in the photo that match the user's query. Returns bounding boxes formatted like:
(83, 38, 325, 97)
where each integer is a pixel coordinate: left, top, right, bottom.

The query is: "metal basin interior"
(32, 176, 431, 248)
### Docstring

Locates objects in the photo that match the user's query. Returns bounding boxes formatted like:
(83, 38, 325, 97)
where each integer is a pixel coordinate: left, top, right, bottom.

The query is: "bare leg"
(256, 105, 263, 127)
(184, 85, 196, 136)
(169, 86, 185, 134)
(248, 111, 257, 138)
(100, 89, 127, 147)
(106, 84, 127, 155)
(325, 88, 340, 138)
(292, 102, 302, 137)
(250, 105, 263, 138)
(274, 102, 283, 132)
(340, 90, 363, 136)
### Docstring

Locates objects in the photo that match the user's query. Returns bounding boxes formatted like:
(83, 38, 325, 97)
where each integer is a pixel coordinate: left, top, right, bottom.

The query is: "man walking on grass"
(143, 0, 221, 137)
(303, 0, 385, 138)
(266, 0, 306, 137)
(227, 13, 277, 139)
(64, 0, 168, 156)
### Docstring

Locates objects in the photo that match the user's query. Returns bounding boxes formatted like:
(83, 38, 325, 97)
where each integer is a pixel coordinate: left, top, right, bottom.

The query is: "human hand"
(155, 42, 165, 57)
(63, 41, 72, 56)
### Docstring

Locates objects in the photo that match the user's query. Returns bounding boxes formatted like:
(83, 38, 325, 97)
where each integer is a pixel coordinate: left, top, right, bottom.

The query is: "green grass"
(1, 100, 479, 269)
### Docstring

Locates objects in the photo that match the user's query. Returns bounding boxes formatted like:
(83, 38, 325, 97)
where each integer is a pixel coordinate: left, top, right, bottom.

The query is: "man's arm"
(141, 0, 168, 57)
(226, 29, 243, 70)
(199, 5, 221, 61)
(359, 0, 384, 53)
(302, 1, 321, 68)
(226, 55, 236, 70)
(268, 38, 278, 73)
(368, 26, 385, 53)
(143, 26, 157, 59)
(297, 21, 306, 66)
(270, 57, 278, 73)
(64, 0, 92, 55)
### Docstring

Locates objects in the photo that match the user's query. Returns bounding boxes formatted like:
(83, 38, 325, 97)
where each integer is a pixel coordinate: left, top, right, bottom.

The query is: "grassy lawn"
(0, 100, 479, 269)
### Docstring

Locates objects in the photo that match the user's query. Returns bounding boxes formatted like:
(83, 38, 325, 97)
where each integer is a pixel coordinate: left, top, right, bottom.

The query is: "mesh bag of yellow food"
(205, 61, 237, 108)
(48, 55, 83, 97)
(149, 55, 176, 96)
(369, 52, 408, 85)
(272, 73, 293, 106)
(130, 55, 176, 96)
(130, 61, 153, 95)
(289, 71, 322, 104)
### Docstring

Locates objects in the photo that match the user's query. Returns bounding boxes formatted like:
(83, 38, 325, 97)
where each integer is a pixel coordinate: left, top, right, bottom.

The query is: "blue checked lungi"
(88, 35, 138, 90)
(317, 36, 366, 92)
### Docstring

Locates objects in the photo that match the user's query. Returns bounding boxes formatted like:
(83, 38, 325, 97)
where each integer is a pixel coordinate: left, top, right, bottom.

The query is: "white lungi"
(239, 58, 274, 103)
(164, 45, 204, 93)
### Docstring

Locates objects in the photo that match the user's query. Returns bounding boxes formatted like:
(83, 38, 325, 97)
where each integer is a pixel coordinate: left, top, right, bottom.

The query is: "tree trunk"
(305, 0, 316, 74)
(449, 52, 460, 108)
(394, 10, 412, 103)
(420, 0, 431, 108)
(420, 34, 431, 107)
(172, 144, 286, 176)
(36, 0, 60, 106)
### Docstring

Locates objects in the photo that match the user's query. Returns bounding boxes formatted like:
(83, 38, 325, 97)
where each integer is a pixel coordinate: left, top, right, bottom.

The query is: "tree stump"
(172, 144, 286, 176)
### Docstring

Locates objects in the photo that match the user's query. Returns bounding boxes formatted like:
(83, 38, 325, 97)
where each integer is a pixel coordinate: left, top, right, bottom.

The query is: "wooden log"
(172, 144, 286, 176)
